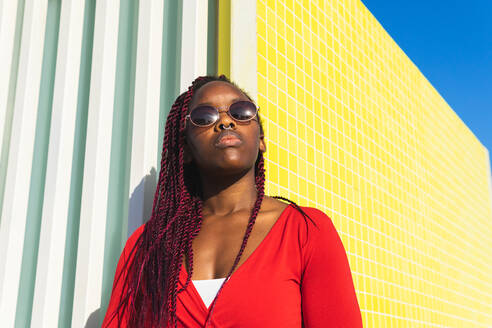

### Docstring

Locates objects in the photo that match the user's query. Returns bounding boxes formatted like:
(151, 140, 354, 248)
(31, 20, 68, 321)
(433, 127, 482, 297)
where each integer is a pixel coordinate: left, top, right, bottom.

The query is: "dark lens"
(189, 106, 218, 126)
(229, 101, 257, 121)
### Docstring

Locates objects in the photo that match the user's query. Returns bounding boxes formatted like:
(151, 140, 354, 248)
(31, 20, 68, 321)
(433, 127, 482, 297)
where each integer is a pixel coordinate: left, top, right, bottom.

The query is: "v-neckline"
(180, 203, 293, 311)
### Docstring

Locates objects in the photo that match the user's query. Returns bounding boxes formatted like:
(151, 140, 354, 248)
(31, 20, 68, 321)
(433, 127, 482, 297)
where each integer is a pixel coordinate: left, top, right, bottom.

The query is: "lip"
(214, 130, 243, 148)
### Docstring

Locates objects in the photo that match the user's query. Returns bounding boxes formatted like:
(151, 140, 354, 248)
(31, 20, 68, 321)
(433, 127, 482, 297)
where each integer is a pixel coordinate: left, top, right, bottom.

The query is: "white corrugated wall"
(0, 0, 219, 327)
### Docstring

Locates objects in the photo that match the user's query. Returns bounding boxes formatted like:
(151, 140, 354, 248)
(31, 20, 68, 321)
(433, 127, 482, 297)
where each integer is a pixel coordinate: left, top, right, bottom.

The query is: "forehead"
(190, 81, 249, 108)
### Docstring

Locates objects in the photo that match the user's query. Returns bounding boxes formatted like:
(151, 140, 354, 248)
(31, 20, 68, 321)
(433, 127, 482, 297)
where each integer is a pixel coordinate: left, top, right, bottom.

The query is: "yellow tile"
(256, 0, 492, 326)
(267, 141, 278, 162)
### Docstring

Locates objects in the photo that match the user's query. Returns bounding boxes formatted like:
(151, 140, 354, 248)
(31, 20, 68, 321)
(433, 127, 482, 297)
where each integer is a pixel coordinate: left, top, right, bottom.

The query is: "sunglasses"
(186, 101, 259, 127)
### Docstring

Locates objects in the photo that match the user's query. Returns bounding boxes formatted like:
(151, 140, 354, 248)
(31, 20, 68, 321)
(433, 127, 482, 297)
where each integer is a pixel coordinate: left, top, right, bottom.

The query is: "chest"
(185, 211, 278, 279)
(175, 219, 305, 328)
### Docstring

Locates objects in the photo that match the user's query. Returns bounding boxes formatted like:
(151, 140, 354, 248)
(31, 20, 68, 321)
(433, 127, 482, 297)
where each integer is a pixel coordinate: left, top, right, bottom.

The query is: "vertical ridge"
(207, 0, 217, 75)
(57, 2, 95, 325)
(0, 0, 25, 226)
(99, 0, 140, 323)
(14, 1, 61, 326)
(158, 0, 183, 174)
(0, 0, 49, 325)
(217, 0, 231, 77)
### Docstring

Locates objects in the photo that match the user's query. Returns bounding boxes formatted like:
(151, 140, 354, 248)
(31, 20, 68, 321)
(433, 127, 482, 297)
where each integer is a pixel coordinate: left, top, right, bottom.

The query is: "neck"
(200, 168, 258, 216)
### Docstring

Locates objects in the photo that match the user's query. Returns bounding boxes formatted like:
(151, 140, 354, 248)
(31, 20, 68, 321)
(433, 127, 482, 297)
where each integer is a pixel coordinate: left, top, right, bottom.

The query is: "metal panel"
(14, 0, 61, 326)
(100, 0, 140, 321)
(0, 0, 23, 226)
(0, 1, 19, 151)
(0, 0, 49, 325)
(58, 1, 96, 326)
(30, 1, 85, 326)
(207, 0, 217, 75)
(180, 0, 208, 92)
(157, 0, 183, 174)
(217, 0, 230, 77)
(127, 0, 163, 238)
(230, 0, 257, 101)
(71, 0, 120, 325)
(0, 0, 210, 326)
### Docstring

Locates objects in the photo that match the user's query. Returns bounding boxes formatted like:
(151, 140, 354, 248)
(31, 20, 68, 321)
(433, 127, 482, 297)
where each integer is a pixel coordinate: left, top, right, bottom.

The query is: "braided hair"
(106, 75, 267, 327)
(106, 75, 315, 327)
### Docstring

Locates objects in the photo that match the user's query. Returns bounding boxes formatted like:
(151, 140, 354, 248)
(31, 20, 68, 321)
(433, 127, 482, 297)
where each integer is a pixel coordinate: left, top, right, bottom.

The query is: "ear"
(259, 133, 266, 153)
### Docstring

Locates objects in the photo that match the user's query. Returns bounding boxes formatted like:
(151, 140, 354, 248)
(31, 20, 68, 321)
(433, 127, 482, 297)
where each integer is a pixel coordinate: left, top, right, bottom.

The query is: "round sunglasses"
(186, 101, 259, 127)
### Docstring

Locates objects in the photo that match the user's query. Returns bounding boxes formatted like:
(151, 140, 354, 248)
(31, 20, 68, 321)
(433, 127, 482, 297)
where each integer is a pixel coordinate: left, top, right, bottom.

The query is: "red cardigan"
(103, 205, 363, 327)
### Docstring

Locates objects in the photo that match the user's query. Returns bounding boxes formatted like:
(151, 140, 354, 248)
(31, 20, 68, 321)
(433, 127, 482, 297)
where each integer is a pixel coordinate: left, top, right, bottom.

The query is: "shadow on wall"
(84, 168, 157, 327)
(128, 167, 157, 236)
(84, 308, 100, 328)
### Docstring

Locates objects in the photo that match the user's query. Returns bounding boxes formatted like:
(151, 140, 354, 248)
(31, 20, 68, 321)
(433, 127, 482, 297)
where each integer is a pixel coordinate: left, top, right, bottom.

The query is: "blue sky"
(361, 0, 492, 166)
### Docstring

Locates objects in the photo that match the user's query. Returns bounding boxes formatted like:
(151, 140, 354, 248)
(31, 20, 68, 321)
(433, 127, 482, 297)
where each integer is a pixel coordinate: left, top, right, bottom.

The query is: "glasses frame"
(185, 101, 259, 128)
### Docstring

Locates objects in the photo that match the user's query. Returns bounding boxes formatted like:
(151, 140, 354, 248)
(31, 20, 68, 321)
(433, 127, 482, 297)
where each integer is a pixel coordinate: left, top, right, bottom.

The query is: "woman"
(102, 75, 363, 327)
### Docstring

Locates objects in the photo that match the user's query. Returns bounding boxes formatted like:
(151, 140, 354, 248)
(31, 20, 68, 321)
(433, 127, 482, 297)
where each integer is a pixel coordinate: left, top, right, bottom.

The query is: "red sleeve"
(301, 208, 363, 327)
(102, 225, 145, 328)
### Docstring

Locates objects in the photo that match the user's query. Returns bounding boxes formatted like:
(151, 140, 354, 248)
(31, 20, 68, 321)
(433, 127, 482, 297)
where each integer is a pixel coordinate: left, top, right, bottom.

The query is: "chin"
(218, 162, 250, 173)
(217, 151, 248, 166)
(197, 151, 258, 177)
(212, 160, 254, 177)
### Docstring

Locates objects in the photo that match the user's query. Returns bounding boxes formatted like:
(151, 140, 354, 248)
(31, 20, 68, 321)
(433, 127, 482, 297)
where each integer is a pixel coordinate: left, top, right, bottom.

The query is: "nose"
(219, 122, 233, 130)
(214, 109, 236, 131)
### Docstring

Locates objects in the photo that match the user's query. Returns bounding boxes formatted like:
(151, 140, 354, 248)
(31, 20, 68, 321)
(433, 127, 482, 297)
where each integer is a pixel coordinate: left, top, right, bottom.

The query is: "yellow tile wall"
(256, 0, 492, 326)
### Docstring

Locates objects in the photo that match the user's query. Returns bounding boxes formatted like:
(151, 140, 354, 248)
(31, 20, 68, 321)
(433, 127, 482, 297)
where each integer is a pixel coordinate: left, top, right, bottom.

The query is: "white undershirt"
(192, 278, 226, 308)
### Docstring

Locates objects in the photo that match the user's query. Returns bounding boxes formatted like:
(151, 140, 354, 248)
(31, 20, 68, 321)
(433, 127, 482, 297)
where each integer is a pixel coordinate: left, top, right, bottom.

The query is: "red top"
(103, 205, 363, 327)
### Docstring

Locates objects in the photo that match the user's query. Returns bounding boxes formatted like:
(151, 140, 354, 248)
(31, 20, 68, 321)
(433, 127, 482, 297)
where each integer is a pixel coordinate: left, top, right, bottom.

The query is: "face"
(184, 81, 266, 177)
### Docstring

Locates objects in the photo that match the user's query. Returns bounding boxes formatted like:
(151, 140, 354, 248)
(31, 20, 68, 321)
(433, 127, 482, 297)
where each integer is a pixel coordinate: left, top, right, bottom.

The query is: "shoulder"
(121, 223, 147, 260)
(263, 196, 331, 225)
(110, 224, 146, 295)
(289, 205, 337, 235)
(128, 223, 146, 245)
(297, 206, 331, 223)
(293, 206, 349, 269)
(276, 204, 348, 275)
(286, 205, 344, 253)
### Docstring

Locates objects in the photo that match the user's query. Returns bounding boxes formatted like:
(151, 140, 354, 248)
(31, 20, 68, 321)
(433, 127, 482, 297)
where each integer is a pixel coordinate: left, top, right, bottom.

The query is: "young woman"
(102, 75, 363, 327)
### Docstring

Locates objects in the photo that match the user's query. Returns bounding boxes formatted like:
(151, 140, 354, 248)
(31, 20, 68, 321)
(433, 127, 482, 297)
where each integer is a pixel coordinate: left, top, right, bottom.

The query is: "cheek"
(248, 127, 262, 149)
(186, 133, 211, 161)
